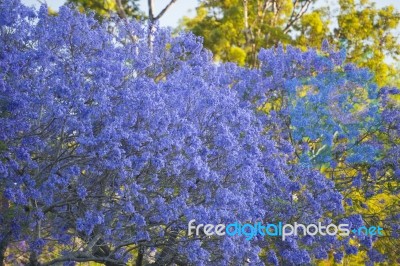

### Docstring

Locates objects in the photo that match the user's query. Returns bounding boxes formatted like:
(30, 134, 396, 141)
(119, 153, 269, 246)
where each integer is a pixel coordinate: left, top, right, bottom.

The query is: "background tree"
(67, 0, 142, 18)
(182, 0, 317, 66)
(67, 0, 178, 22)
(182, 0, 400, 86)
(331, 0, 400, 86)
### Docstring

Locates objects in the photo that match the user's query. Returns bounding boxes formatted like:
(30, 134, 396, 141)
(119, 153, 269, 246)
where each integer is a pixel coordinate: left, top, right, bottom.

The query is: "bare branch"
(115, 0, 127, 19)
(283, 0, 313, 34)
(154, 0, 178, 21)
(243, 0, 249, 39)
(252, 0, 273, 36)
(148, 0, 155, 21)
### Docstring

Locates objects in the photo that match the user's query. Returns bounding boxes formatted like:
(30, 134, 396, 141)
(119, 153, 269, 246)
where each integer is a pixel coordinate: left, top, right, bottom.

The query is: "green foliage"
(333, 0, 400, 86)
(182, 0, 400, 85)
(67, 0, 142, 19)
(183, 0, 307, 66)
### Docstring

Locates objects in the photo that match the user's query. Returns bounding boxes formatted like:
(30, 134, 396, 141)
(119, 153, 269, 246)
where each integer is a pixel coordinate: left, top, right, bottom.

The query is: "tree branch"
(148, 0, 154, 21)
(283, 0, 312, 34)
(115, 0, 127, 19)
(42, 253, 124, 266)
(154, 0, 177, 21)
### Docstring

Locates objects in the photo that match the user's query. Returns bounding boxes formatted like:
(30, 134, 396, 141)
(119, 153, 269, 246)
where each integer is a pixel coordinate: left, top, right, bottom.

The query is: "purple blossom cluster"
(0, 0, 398, 265)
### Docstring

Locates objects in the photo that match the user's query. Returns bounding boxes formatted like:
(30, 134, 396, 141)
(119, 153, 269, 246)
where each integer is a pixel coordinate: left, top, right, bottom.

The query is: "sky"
(19, 0, 400, 28)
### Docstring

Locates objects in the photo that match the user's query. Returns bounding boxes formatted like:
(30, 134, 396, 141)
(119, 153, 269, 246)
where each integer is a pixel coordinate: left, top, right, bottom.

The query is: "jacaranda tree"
(0, 0, 398, 265)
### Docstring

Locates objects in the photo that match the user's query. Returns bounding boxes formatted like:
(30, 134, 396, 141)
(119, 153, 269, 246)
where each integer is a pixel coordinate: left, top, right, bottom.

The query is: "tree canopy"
(67, 0, 142, 18)
(0, 0, 399, 265)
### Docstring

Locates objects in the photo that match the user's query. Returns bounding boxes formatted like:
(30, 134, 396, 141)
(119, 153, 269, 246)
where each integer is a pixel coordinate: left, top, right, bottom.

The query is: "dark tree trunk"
(28, 252, 40, 266)
(92, 238, 125, 266)
(0, 200, 10, 266)
(151, 231, 179, 266)
(136, 246, 144, 266)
